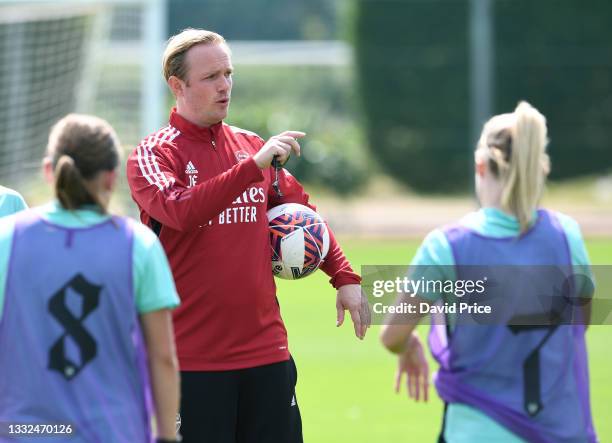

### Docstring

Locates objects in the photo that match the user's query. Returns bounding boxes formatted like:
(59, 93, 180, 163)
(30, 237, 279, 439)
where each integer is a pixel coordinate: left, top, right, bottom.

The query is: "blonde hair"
(47, 114, 120, 213)
(477, 101, 550, 232)
(162, 28, 227, 82)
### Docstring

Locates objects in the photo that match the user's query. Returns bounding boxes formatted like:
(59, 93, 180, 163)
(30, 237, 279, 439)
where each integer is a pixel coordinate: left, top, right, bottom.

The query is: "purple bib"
(431, 210, 597, 443)
(0, 210, 153, 443)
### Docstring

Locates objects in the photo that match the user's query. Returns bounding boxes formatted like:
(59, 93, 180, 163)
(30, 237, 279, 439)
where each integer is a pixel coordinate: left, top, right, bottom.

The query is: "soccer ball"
(267, 203, 330, 280)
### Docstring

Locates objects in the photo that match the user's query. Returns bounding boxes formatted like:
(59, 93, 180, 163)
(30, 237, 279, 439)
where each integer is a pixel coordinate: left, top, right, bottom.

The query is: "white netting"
(0, 1, 164, 203)
(94, 3, 147, 147)
(0, 5, 100, 186)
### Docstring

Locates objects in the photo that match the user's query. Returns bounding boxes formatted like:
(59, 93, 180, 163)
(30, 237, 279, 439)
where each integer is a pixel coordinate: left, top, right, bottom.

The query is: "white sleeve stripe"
(145, 127, 179, 189)
(136, 126, 181, 191)
(139, 134, 164, 190)
(136, 135, 159, 189)
(150, 127, 179, 189)
(144, 128, 173, 189)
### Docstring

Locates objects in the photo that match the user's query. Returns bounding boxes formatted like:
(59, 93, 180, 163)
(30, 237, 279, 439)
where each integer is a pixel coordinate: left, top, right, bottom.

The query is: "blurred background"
(1, 0, 611, 236)
(1, 0, 611, 441)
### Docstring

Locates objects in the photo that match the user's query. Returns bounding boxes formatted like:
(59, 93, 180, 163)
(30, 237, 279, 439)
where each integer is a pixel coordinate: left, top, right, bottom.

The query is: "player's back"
(432, 209, 596, 443)
(0, 210, 152, 443)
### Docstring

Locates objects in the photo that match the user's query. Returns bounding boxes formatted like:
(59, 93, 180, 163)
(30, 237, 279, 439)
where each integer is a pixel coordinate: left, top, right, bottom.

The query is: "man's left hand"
(336, 284, 371, 340)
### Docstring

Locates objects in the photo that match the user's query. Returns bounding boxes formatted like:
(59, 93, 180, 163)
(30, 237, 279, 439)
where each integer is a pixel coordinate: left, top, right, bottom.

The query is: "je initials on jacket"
(185, 161, 198, 188)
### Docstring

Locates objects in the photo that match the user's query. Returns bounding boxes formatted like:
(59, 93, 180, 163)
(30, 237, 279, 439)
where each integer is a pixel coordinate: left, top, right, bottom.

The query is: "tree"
(354, 0, 612, 192)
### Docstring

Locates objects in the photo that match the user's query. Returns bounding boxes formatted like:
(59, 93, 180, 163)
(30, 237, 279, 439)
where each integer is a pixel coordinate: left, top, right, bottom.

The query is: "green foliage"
(353, 0, 612, 192)
(353, 0, 471, 193)
(494, 0, 612, 180)
(168, 0, 341, 40)
(227, 65, 369, 195)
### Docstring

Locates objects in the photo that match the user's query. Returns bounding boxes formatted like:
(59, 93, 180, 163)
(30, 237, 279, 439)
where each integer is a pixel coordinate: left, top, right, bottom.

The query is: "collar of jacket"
(169, 107, 223, 142)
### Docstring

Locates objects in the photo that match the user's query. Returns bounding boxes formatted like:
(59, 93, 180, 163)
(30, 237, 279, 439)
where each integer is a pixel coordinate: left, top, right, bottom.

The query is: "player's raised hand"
(253, 130, 305, 169)
(395, 332, 429, 402)
(336, 284, 371, 340)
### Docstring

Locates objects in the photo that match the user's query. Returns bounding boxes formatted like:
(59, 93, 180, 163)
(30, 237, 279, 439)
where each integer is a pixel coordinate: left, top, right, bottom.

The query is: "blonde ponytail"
(500, 101, 550, 232)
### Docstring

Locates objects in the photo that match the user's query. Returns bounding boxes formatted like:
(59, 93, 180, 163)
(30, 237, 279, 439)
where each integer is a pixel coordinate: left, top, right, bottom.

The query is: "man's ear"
(168, 76, 185, 98)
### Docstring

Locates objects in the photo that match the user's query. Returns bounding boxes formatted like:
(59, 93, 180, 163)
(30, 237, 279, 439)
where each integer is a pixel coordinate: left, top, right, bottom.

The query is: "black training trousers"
(179, 357, 303, 443)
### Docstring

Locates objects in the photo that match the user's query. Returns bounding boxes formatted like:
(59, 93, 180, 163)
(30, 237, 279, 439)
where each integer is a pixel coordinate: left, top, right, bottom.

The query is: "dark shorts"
(179, 356, 303, 443)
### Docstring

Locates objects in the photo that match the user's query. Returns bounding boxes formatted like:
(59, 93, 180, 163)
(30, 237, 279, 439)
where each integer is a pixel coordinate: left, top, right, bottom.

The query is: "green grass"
(276, 238, 612, 442)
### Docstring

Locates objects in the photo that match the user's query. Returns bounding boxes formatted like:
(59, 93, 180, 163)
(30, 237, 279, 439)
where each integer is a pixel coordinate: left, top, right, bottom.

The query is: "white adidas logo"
(290, 395, 296, 407)
(185, 161, 198, 174)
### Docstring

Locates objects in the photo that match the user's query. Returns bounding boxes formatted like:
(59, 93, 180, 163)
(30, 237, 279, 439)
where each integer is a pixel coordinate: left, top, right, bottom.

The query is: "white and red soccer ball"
(267, 203, 330, 280)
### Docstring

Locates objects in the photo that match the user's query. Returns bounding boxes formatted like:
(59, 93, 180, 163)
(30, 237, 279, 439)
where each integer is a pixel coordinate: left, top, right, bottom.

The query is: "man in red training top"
(126, 28, 369, 443)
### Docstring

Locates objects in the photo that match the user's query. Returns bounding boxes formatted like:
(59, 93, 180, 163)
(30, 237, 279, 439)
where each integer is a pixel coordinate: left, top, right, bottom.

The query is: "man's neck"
(175, 106, 218, 128)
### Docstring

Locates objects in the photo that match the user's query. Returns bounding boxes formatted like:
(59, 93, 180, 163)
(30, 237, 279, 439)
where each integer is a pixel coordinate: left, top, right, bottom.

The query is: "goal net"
(0, 0, 165, 204)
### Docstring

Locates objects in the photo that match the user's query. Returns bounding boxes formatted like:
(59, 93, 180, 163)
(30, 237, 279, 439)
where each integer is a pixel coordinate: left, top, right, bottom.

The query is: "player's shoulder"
(123, 217, 173, 295)
(118, 216, 159, 248)
(411, 228, 454, 267)
(545, 209, 591, 267)
(0, 186, 22, 198)
(547, 209, 579, 227)
(224, 123, 264, 143)
(421, 228, 453, 251)
(0, 186, 26, 204)
(547, 209, 583, 240)
(0, 207, 32, 241)
(437, 213, 477, 239)
(0, 187, 28, 216)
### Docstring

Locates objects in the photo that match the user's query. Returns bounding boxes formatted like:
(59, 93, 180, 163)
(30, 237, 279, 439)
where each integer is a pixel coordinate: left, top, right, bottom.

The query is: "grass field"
(276, 238, 612, 442)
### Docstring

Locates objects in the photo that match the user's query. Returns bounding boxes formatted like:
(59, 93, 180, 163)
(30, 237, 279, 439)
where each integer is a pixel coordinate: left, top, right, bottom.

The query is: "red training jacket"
(127, 108, 361, 371)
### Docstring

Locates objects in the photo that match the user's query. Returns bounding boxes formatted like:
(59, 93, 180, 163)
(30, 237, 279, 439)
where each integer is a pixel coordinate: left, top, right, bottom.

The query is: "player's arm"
(379, 293, 430, 402)
(140, 309, 180, 440)
(556, 212, 595, 329)
(380, 293, 428, 353)
(127, 140, 265, 231)
(380, 230, 452, 401)
(383, 327, 430, 401)
(0, 216, 17, 321)
(11, 191, 28, 213)
(133, 223, 181, 440)
(381, 231, 452, 352)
